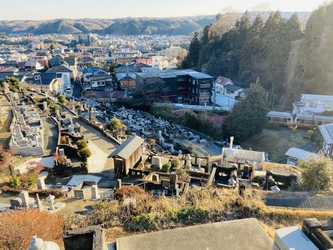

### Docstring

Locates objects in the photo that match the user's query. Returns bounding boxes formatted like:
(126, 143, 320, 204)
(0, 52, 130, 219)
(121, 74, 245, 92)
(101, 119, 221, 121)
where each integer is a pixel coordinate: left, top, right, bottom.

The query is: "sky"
(1, 0, 329, 20)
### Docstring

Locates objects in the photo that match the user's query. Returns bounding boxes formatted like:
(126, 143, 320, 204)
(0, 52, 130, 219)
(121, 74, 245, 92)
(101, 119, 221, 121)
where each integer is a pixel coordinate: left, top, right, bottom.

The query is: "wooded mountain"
(182, 6, 333, 105)
(0, 16, 216, 35)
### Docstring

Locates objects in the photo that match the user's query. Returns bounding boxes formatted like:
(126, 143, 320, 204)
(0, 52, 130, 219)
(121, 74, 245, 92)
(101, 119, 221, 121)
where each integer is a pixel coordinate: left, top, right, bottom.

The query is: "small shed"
(109, 136, 144, 179)
(285, 147, 318, 166)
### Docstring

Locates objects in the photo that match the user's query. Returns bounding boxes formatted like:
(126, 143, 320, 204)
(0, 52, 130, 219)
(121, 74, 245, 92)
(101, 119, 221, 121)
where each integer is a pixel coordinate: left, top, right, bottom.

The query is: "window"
(324, 102, 332, 109)
(310, 101, 317, 107)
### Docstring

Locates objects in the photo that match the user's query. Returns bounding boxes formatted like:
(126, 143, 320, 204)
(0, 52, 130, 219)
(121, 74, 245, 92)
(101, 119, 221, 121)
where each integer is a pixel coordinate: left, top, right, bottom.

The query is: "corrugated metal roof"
(109, 136, 144, 160)
(301, 94, 333, 102)
(319, 123, 333, 144)
(285, 147, 318, 160)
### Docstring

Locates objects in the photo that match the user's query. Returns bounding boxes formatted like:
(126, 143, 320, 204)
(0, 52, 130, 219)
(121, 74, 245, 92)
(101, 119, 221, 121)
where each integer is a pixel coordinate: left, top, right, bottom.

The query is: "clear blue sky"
(1, 0, 328, 20)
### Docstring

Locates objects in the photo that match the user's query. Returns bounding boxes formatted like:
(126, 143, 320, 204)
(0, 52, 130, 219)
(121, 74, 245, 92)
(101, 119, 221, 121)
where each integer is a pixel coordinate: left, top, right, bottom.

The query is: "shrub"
(57, 94, 67, 104)
(9, 176, 21, 188)
(77, 139, 88, 150)
(114, 186, 145, 201)
(175, 169, 190, 182)
(78, 148, 91, 162)
(132, 213, 160, 230)
(299, 154, 333, 190)
(161, 162, 171, 173)
(0, 210, 64, 250)
(170, 158, 181, 170)
(28, 173, 38, 188)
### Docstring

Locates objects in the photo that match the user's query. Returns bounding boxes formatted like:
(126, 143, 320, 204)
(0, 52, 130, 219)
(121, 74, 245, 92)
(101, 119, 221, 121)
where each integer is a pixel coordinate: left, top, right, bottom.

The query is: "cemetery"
(1, 92, 332, 250)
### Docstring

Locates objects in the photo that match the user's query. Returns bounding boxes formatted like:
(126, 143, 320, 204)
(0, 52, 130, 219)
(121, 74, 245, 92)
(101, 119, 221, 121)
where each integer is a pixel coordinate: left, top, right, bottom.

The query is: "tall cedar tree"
(222, 83, 269, 142)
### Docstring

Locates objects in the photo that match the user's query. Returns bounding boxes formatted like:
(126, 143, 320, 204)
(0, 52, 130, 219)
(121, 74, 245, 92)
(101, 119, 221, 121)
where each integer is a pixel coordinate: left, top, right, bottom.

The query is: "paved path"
(264, 196, 333, 209)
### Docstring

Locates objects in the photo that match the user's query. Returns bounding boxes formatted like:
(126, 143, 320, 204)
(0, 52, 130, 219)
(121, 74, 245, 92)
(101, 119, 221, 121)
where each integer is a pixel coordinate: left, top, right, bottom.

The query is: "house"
(22, 72, 64, 94)
(119, 75, 136, 94)
(224, 84, 244, 99)
(285, 147, 318, 166)
(214, 76, 234, 94)
(109, 136, 145, 179)
(46, 65, 73, 86)
(115, 63, 139, 82)
(293, 94, 333, 116)
(318, 123, 333, 157)
(49, 54, 65, 68)
(82, 67, 113, 90)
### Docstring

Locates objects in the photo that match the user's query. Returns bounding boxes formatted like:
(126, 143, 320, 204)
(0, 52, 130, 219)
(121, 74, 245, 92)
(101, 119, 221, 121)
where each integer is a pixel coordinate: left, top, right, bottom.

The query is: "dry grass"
(264, 162, 300, 175)
(0, 209, 64, 250)
(63, 186, 333, 243)
(241, 129, 308, 161)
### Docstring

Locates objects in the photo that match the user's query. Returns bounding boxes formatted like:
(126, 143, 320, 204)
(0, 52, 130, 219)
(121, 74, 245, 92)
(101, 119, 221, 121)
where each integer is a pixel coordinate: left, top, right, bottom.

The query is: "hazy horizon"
(0, 0, 328, 20)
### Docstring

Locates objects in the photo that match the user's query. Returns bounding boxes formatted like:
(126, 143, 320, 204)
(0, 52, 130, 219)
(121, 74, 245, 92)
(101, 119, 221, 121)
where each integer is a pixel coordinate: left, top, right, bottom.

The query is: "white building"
(293, 94, 333, 116)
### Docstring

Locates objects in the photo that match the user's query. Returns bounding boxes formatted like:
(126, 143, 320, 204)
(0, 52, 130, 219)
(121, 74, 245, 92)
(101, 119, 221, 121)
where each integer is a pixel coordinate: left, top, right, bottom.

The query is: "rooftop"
(116, 218, 273, 250)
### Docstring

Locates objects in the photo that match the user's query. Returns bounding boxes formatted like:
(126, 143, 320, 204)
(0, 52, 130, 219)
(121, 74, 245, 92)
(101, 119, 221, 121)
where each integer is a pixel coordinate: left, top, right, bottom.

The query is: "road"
(61, 108, 118, 184)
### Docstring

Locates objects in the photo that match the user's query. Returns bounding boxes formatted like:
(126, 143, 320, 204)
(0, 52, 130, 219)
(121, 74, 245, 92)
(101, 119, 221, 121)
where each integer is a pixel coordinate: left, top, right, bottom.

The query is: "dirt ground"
(241, 129, 310, 162)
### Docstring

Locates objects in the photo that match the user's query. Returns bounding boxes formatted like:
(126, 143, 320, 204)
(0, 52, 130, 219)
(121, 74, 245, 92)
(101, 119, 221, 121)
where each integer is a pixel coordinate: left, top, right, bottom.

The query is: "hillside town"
(1, 3, 333, 250)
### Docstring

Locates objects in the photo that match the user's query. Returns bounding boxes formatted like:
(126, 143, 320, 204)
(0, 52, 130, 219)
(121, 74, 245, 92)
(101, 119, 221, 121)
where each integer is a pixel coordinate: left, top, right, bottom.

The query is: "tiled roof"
(215, 76, 231, 86)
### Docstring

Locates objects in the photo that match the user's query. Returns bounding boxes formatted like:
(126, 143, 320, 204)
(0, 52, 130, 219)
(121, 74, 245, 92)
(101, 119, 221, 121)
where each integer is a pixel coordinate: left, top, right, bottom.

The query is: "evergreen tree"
(187, 31, 201, 68)
(222, 83, 269, 141)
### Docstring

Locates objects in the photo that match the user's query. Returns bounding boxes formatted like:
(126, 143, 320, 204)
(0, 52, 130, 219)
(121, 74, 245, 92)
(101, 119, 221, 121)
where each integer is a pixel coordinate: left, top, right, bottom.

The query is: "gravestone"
(10, 198, 22, 208)
(36, 194, 43, 211)
(36, 177, 46, 190)
(152, 156, 162, 169)
(19, 190, 30, 207)
(91, 185, 100, 200)
(46, 195, 55, 211)
(170, 173, 178, 190)
(117, 179, 122, 189)
(185, 154, 192, 170)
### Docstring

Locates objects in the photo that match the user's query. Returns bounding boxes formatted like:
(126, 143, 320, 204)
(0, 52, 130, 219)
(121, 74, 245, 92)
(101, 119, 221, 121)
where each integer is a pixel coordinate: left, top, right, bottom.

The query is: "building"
(135, 69, 213, 105)
(214, 76, 234, 94)
(284, 147, 318, 166)
(109, 136, 144, 179)
(293, 94, 333, 116)
(318, 123, 333, 157)
(82, 67, 113, 90)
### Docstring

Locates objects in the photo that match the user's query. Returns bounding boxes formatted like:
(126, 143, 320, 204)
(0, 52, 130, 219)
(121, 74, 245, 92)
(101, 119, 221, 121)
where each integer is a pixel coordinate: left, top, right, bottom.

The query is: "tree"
(299, 154, 333, 190)
(222, 83, 269, 141)
(187, 31, 201, 68)
(57, 94, 66, 104)
(78, 148, 91, 162)
(109, 118, 126, 131)
(77, 139, 88, 150)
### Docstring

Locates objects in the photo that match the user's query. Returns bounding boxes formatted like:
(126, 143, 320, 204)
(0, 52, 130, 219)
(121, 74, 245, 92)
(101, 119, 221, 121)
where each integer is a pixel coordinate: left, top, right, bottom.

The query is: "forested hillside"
(0, 16, 216, 36)
(182, 3, 333, 102)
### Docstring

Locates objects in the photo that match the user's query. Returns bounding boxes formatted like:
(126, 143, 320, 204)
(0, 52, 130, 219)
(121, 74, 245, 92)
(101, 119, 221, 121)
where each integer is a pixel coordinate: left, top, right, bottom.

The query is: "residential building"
(284, 147, 318, 166)
(293, 94, 333, 116)
(135, 69, 213, 105)
(318, 123, 333, 157)
(214, 76, 234, 94)
(82, 67, 113, 90)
